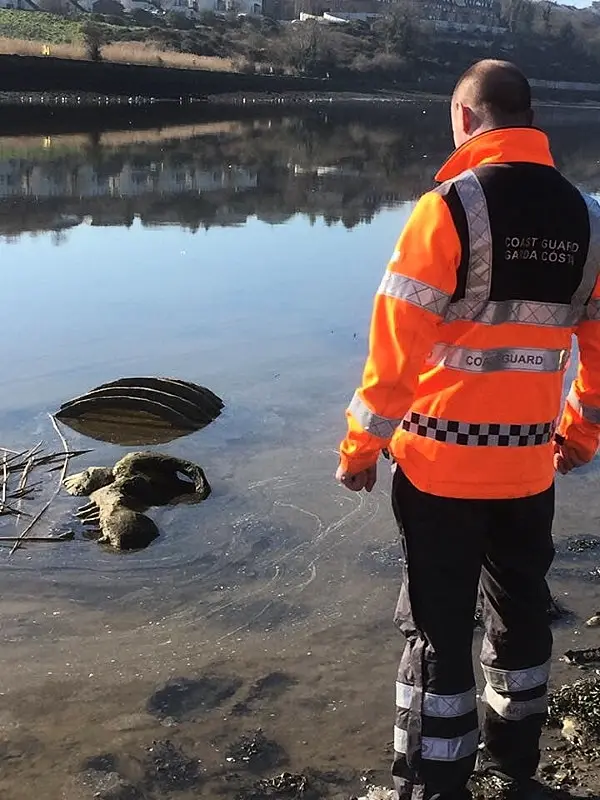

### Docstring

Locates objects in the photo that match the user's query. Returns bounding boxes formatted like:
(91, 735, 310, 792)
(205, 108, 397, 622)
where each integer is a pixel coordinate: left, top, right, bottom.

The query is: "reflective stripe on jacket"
(339, 127, 600, 499)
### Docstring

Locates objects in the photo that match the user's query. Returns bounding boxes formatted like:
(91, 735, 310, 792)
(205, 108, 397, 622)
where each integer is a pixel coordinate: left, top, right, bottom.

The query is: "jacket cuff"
(338, 446, 381, 475)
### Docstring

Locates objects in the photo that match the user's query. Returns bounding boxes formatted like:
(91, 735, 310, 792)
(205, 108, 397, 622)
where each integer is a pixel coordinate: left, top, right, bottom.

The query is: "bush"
(165, 11, 195, 30)
(233, 55, 255, 73)
(81, 20, 104, 61)
(198, 10, 218, 26)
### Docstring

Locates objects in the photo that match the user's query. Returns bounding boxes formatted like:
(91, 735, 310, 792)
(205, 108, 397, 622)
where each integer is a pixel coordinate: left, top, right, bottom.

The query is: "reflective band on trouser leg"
(401, 412, 555, 447)
(395, 683, 479, 764)
(348, 392, 402, 439)
(482, 685, 548, 722)
(394, 726, 480, 762)
(566, 386, 600, 424)
(378, 271, 452, 318)
(482, 658, 551, 693)
(427, 344, 569, 374)
(396, 683, 477, 719)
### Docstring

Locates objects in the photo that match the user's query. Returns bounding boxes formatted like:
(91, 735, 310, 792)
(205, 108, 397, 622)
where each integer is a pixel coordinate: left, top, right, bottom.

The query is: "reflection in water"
(0, 104, 596, 243)
(2, 103, 600, 799)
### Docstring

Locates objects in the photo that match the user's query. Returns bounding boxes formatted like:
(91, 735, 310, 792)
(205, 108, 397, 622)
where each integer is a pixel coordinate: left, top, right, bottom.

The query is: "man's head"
(451, 59, 533, 148)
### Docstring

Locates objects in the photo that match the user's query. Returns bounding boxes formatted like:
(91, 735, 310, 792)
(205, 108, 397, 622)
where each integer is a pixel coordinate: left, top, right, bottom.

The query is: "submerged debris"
(232, 672, 298, 716)
(564, 647, 600, 667)
(56, 376, 224, 445)
(257, 772, 308, 796)
(585, 612, 600, 628)
(548, 677, 600, 746)
(225, 729, 286, 771)
(64, 768, 142, 800)
(236, 772, 310, 800)
(566, 536, 600, 553)
(354, 788, 395, 800)
(147, 675, 242, 722)
(144, 739, 201, 791)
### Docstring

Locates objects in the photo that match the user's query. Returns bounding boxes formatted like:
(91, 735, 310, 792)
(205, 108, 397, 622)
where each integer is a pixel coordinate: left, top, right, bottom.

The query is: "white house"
(120, 0, 261, 16)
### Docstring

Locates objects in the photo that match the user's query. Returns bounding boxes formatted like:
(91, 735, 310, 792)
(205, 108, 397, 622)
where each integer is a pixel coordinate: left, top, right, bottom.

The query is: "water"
(1, 100, 600, 799)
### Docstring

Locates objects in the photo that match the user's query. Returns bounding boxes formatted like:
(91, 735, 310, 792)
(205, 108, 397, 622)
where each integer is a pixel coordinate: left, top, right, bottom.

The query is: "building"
(0, 155, 258, 201)
(419, 0, 505, 34)
(421, 0, 501, 24)
(120, 0, 262, 15)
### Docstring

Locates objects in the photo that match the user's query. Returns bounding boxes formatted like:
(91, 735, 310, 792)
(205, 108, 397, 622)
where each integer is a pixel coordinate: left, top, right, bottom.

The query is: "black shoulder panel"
(473, 163, 590, 305)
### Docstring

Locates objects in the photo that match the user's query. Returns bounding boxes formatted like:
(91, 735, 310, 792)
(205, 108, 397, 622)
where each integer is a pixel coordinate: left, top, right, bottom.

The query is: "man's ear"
(461, 103, 475, 136)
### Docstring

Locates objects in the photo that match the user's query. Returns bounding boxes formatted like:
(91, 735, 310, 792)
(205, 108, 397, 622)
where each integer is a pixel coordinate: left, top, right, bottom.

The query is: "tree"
(81, 21, 104, 61)
(283, 22, 333, 76)
(501, 0, 535, 34)
(558, 21, 576, 50)
(519, 0, 534, 34)
(374, 5, 419, 58)
(166, 11, 195, 30)
(541, 1, 552, 35)
(92, 0, 125, 16)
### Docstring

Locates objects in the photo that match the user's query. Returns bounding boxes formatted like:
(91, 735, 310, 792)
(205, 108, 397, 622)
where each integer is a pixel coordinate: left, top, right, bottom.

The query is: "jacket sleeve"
(557, 274, 600, 463)
(338, 190, 461, 474)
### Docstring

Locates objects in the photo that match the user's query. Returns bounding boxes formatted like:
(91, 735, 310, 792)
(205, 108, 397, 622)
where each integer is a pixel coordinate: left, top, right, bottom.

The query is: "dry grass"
(102, 42, 234, 71)
(0, 36, 235, 71)
(0, 122, 245, 159)
(0, 36, 85, 59)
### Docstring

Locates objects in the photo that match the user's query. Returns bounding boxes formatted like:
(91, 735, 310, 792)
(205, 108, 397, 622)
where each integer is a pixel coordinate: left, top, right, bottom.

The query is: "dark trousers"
(391, 467, 555, 800)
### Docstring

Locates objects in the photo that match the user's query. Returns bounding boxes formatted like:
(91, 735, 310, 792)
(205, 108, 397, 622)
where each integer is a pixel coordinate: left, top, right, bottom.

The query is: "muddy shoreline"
(1, 475, 600, 800)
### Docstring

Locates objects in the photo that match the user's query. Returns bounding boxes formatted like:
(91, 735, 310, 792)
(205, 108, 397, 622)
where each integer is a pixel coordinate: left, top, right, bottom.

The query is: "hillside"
(0, 1, 598, 86)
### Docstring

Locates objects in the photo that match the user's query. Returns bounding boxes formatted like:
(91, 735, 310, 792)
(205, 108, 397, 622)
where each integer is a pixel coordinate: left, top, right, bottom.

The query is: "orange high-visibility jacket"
(340, 127, 600, 499)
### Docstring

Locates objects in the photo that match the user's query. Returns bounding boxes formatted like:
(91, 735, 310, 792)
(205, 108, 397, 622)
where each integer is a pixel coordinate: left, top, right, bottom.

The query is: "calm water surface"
(2, 101, 600, 799)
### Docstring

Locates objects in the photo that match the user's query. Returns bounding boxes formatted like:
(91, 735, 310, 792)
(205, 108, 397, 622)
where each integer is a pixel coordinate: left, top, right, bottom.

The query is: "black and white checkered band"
(401, 412, 555, 447)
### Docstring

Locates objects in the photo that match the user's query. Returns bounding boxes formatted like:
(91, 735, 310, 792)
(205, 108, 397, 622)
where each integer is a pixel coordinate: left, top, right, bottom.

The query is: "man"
(336, 60, 600, 800)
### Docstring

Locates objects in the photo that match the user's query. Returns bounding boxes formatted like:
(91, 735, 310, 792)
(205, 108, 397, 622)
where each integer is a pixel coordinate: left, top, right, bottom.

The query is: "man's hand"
(553, 440, 588, 474)
(335, 464, 377, 492)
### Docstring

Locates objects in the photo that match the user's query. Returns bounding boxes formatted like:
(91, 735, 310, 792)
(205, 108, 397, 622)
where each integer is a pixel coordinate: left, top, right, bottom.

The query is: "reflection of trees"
(0, 106, 600, 239)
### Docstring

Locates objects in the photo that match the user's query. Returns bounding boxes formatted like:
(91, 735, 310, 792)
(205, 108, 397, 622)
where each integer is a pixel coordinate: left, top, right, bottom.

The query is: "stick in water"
(9, 416, 71, 556)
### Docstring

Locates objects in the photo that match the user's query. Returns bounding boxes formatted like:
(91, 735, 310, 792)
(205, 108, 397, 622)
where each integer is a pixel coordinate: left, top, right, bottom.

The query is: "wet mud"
(147, 675, 243, 722)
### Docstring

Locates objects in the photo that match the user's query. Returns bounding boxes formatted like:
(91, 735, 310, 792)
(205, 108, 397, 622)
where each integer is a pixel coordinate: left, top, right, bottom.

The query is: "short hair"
(453, 59, 532, 126)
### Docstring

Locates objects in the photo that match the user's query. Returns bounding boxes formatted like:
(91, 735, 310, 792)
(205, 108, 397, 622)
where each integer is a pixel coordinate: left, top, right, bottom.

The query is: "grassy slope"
(0, 9, 234, 70)
(0, 8, 83, 43)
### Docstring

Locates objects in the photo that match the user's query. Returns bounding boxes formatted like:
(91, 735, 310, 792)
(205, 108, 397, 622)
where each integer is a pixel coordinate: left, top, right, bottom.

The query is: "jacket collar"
(435, 127, 555, 183)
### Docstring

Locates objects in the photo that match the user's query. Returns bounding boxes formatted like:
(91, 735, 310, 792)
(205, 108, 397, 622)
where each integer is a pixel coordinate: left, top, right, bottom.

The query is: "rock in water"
(64, 452, 211, 551)
(56, 376, 224, 445)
